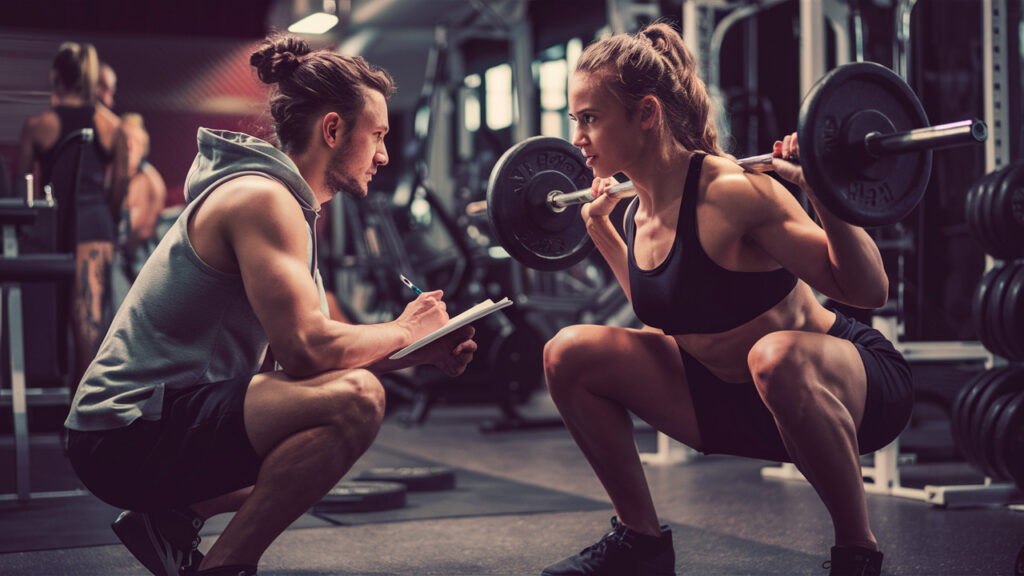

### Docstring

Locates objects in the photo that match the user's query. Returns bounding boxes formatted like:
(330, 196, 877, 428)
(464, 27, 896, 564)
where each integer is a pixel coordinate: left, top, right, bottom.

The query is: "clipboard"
(389, 297, 514, 360)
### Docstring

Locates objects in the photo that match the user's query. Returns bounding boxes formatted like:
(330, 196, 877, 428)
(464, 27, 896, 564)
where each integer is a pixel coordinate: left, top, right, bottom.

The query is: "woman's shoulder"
(700, 154, 793, 222)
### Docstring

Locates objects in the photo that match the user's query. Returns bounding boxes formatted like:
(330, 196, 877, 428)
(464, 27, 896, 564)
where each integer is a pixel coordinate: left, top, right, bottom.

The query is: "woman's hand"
(771, 132, 809, 192)
(581, 176, 623, 221)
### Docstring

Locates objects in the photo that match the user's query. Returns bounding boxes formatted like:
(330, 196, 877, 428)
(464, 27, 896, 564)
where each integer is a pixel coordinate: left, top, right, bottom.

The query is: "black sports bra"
(625, 153, 797, 334)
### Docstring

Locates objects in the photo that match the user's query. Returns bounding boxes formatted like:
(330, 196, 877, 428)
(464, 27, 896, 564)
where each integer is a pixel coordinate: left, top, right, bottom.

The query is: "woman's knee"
(543, 325, 609, 395)
(747, 332, 810, 403)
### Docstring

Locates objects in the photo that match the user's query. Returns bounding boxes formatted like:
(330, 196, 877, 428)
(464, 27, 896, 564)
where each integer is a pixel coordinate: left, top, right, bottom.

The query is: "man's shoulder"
(205, 174, 304, 223)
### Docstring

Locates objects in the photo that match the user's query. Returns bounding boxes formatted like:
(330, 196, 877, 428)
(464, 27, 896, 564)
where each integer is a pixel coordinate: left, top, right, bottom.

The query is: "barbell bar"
(547, 119, 986, 212)
(484, 61, 989, 271)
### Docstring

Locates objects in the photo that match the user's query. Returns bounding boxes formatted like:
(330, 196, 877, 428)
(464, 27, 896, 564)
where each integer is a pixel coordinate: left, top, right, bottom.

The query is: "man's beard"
(324, 133, 365, 200)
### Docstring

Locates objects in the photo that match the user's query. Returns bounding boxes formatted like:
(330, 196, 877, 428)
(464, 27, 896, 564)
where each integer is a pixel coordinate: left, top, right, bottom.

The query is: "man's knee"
(324, 369, 386, 435)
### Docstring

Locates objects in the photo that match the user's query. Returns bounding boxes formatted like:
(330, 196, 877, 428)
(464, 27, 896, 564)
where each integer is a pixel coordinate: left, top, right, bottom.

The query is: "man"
(97, 61, 116, 110)
(64, 35, 477, 576)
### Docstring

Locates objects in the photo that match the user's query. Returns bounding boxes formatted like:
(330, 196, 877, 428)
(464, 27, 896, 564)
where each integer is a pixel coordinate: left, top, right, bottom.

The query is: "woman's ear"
(639, 96, 660, 130)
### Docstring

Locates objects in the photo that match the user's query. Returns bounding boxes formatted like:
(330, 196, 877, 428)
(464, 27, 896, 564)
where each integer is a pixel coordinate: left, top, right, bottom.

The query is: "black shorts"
(681, 310, 914, 462)
(67, 376, 261, 512)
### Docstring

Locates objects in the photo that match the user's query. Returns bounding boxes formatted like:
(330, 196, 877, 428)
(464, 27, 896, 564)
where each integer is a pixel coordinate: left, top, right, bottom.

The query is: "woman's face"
(568, 70, 644, 179)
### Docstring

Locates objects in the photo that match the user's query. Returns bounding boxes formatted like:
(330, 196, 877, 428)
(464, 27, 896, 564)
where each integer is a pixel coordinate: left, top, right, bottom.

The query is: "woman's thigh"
(545, 325, 703, 450)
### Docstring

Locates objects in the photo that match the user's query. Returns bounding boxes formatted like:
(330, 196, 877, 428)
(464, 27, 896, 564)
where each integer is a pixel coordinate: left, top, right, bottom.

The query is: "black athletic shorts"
(67, 376, 261, 512)
(681, 310, 914, 462)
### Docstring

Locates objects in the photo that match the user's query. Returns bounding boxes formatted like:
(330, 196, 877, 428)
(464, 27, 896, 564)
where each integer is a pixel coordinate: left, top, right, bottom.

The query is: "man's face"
(325, 89, 389, 200)
(97, 67, 116, 109)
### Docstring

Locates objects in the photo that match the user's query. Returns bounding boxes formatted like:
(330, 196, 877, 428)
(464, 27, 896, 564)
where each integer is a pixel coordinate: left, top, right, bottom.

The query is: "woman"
(16, 41, 123, 387)
(541, 22, 912, 576)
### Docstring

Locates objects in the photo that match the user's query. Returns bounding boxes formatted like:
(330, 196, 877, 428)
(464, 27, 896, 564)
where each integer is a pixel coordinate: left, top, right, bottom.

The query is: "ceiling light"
(289, 12, 338, 34)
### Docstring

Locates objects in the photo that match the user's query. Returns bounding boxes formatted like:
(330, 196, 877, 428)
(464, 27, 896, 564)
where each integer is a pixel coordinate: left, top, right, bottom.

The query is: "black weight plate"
(355, 466, 456, 491)
(993, 390, 1024, 482)
(799, 62, 931, 226)
(972, 265, 1003, 354)
(958, 368, 1007, 470)
(953, 369, 1003, 465)
(978, 391, 1017, 480)
(1007, 164, 1024, 258)
(314, 481, 407, 513)
(966, 170, 1000, 255)
(951, 370, 986, 460)
(983, 163, 1016, 259)
(970, 367, 1024, 475)
(986, 264, 1017, 358)
(978, 167, 1006, 257)
(1016, 542, 1024, 576)
(990, 162, 1024, 259)
(486, 136, 595, 271)
(1002, 264, 1024, 361)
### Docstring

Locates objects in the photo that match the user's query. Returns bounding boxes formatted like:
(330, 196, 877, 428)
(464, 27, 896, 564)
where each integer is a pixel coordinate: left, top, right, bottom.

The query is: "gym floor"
(1, 390, 1023, 576)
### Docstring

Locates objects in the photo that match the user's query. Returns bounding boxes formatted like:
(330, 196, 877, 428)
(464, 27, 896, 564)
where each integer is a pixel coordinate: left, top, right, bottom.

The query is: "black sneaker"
(195, 565, 257, 576)
(541, 516, 675, 576)
(111, 509, 205, 576)
(822, 545, 883, 576)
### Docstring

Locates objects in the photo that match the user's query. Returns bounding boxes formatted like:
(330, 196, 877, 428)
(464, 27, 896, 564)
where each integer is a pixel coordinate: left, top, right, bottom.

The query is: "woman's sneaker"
(111, 508, 205, 576)
(822, 545, 883, 576)
(541, 516, 675, 576)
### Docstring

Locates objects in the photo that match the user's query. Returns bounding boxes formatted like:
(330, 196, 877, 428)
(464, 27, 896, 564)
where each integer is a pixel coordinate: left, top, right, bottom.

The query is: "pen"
(399, 274, 423, 296)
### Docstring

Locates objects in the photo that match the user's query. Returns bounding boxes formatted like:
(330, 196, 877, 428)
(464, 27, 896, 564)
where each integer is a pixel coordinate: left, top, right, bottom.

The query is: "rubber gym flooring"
(1, 392, 1023, 576)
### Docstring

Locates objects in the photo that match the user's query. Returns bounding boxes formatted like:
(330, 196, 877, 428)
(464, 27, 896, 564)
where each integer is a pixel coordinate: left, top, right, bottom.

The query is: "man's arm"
(210, 177, 449, 378)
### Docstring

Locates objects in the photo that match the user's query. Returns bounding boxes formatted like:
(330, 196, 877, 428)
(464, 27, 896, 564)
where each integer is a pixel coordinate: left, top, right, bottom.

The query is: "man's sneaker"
(195, 565, 257, 576)
(822, 545, 883, 576)
(541, 516, 675, 576)
(111, 509, 205, 576)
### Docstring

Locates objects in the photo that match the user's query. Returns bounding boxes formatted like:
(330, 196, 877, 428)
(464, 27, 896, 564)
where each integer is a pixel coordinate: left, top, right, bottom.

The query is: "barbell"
(483, 61, 988, 271)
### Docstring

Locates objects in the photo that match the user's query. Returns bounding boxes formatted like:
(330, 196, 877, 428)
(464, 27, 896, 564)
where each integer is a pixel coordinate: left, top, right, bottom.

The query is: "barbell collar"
(863, 118, 987, 157)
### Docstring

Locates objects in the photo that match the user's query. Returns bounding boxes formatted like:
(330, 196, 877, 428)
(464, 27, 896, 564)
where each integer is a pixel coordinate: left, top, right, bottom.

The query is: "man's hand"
(394, 290, 449, 342)
(406, 325, 477, 377)
(580, 176, 623, 222)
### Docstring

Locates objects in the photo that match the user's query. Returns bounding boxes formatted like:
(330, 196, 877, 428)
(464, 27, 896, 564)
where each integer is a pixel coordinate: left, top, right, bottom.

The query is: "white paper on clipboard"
(389, 297, 513, 360)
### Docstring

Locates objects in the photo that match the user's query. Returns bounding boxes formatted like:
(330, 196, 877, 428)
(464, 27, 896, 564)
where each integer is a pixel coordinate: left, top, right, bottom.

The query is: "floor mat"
(0, 443, 608, 553)
(314, 444, 611, 526)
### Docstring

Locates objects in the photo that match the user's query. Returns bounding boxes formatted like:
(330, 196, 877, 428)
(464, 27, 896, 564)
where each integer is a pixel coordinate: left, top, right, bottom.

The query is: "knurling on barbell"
(485, 61, 987, 272)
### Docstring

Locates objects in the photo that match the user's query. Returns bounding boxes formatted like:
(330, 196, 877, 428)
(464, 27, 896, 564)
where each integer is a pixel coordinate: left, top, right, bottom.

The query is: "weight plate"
(992, 162, 1024, 259)
(970, 367, 1024, 477)
(986, 264, 1017, 358)
(355, 466, 457, 491)
(799, 62, 931, 226)
(993, 390, 1024, 483)
(979, 391, 1017, 480)
(982, 164, 1013, 259)
(972, 265, 1003, 354)
(1002, 264, 1024, 361)
(951, 370, 985, 460)
(486, 136, 595, 271)
(955, 368, 1005, 470)
(314, 481, 407, 513)
(966, 170, 999, 255)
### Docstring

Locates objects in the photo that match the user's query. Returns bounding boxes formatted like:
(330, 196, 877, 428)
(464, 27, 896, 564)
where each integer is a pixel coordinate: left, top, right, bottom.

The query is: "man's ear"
(322, 112, 344, 148)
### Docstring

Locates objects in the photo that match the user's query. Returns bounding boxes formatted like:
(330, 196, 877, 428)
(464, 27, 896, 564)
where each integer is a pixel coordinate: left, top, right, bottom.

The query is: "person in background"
(16, 42, 124, 387)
